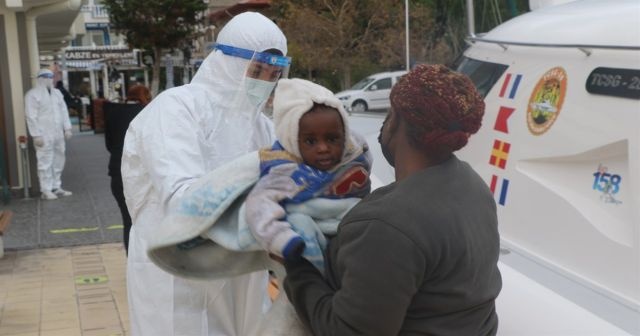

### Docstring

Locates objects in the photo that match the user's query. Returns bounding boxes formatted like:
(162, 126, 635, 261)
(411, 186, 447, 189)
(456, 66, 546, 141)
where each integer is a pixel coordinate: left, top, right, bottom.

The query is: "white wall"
(0, 8, 27, 188)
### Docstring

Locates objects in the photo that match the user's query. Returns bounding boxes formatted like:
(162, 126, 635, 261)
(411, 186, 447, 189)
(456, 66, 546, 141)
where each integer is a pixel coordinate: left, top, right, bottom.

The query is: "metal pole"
(18, 136, 30, 199)
(183, 64, 190, 85)
(102, 64, 109, 99)
(120, 72, 126, 100)
(467, 0, 476, 37)
(144, 69, 149, 88)
(61, 49, 69, 89)
(80, 101, 88, 131)
(89, 70, 97, 98)
(405, 0, 410, 71)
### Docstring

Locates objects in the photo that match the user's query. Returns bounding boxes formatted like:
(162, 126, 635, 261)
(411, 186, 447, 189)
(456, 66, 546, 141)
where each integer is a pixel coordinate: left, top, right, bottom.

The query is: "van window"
(457, 57, 508, 97)
(368, 78, 392, 91)
(351, 77, 375, 90)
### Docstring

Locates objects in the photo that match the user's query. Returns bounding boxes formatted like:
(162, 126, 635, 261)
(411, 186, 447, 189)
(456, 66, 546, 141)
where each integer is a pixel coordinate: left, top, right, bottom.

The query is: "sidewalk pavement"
(0, 243, 128, 336)
(0, 126, 130, 335)
(2, 127, 123, 250)
(0, 127, 281, 336)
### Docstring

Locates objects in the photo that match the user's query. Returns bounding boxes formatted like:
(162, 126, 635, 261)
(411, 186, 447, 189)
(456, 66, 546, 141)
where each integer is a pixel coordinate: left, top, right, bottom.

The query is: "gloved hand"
(64, 130, 72, 140)
(33, 136, 44, 147)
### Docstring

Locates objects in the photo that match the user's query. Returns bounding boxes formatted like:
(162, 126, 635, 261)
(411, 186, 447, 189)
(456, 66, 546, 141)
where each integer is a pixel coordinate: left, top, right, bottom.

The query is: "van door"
(365, 77, 392, 110)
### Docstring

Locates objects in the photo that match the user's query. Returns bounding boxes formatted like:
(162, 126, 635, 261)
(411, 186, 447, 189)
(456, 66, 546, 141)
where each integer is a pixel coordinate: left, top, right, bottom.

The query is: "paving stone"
(0, 243, 128, 335)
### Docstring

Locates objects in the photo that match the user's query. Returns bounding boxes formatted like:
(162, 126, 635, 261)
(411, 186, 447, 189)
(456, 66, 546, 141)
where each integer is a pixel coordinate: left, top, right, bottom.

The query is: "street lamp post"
(405, 0, 410, 71)
(467, 0, 476, 37)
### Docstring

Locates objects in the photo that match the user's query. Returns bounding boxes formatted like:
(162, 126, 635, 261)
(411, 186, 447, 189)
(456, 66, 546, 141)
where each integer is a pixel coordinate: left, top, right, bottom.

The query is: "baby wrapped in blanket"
(245, 78, 371, 271)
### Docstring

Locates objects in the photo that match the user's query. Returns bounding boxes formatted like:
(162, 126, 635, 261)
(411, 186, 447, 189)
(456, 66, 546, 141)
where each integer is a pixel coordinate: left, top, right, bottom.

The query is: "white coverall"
(25, 73, 72, 193)
(121, 12, 285, 336)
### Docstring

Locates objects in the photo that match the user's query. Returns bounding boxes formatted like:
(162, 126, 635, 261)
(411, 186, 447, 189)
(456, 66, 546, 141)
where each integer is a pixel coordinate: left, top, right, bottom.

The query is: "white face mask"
(245, 78, 276, 107)
(37, 77, 54, 89)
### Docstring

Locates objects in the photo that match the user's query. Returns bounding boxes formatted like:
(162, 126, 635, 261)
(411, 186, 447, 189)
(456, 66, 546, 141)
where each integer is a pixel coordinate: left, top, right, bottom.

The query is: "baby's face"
(298, 106, 345, 171)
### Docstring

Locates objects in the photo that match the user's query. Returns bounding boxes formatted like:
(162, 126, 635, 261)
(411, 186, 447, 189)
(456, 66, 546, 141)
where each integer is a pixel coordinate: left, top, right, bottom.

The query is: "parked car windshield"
(350, 77, 375, 90)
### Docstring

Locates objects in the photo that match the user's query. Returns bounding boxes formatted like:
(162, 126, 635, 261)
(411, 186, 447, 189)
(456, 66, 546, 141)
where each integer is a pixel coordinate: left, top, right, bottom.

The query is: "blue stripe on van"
(509, 74, 522, 99)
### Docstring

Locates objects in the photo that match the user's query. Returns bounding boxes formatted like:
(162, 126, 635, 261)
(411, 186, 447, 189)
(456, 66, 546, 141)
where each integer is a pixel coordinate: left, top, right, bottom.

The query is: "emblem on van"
(526, 67, 567, 135)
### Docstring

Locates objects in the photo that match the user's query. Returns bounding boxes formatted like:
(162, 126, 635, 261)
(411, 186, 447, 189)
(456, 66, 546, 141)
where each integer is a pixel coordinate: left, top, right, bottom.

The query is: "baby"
(245, 78, 371, 265)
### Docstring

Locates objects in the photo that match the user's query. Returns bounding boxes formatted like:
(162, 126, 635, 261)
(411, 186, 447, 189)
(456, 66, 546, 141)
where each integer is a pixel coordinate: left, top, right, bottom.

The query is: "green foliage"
(271, 0, 530, 91)
(102, 0, 207, 51)
(271, 0, 430, 90)
(103, 0, 207, 94)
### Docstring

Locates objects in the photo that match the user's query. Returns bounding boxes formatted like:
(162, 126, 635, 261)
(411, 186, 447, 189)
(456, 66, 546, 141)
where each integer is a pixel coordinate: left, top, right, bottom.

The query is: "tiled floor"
(0, 124, 288, 336)
(0, 243, 128, 336)
(0, 243, 284, 336)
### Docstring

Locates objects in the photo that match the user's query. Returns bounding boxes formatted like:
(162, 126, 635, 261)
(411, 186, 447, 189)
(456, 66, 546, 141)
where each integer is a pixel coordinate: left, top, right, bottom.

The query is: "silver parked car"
(335, 70, 407, 112)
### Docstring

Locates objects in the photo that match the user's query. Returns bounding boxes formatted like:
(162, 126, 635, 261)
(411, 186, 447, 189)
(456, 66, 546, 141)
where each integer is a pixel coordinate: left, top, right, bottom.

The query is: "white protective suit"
(121, 12, 286, 336)
(24, 69, 72, 193)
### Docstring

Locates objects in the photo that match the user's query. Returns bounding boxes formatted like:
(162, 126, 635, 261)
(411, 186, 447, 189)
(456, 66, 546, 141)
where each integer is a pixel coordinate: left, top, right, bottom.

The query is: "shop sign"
(64, 47, 139, 66)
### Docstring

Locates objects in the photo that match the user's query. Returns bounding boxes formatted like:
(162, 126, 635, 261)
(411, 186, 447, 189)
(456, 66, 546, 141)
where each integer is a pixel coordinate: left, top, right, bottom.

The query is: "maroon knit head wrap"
(390, 64, 485, 155)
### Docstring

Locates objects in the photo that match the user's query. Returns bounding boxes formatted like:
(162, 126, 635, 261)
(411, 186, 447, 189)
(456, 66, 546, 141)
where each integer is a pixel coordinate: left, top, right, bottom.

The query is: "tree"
(272, 0, 529, 91)
(102, 0, 207, 95)
(271, 0, 435, 91)
(417, 0, 530, 63)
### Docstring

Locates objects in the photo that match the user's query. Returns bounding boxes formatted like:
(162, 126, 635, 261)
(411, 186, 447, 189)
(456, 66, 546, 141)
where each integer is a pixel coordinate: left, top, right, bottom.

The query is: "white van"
(335, 70, 407, 112)
(453, 0, 639, 333)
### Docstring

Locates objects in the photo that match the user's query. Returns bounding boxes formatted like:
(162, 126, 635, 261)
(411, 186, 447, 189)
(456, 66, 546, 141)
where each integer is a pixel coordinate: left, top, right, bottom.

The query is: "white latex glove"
(64, 130, 72, 140)
(33, 136, 44, 147)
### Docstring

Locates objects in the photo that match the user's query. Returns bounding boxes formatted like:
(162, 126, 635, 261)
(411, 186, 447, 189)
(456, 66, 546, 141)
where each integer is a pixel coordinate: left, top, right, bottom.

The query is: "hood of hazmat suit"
(120, 12, 287, 336)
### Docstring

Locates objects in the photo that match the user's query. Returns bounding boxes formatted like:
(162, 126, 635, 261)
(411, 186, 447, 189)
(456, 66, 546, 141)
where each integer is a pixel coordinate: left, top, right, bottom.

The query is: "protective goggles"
(38, 72, 54, 79)
(214, 43, 291, 82)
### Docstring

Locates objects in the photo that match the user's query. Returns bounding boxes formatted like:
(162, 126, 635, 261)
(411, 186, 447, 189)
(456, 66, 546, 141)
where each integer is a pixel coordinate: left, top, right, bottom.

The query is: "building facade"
(0, 0, 269, 193)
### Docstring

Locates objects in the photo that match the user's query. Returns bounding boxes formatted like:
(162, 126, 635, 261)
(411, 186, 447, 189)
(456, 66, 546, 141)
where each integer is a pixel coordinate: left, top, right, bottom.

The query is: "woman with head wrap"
(283, 64, 502, 335)
(120, 12, 289, 335)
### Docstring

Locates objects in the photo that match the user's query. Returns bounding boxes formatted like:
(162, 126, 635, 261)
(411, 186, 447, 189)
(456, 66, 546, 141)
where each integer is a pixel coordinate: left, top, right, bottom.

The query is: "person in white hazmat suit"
(25, 69, 73, 200)
(120, 12, 290, 335)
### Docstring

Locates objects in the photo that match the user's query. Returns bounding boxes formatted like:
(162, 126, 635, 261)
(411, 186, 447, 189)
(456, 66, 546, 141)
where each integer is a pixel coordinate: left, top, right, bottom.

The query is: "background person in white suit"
(25, 68, 73, 200)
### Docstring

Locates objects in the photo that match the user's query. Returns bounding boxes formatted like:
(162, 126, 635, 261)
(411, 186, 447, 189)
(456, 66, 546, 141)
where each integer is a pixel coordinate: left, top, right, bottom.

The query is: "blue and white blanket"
(146, 145, 370, 279)
(242, 140, 371, 269)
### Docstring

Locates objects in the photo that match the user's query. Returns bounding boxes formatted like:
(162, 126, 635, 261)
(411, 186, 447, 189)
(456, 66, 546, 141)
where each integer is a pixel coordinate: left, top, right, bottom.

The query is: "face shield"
(209, 43, 291, 152)
(214, 43, 290, 108)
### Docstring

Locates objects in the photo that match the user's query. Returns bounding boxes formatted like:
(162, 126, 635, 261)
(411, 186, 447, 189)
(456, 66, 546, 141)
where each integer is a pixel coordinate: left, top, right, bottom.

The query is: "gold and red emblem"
(527, 67, 568, 135)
